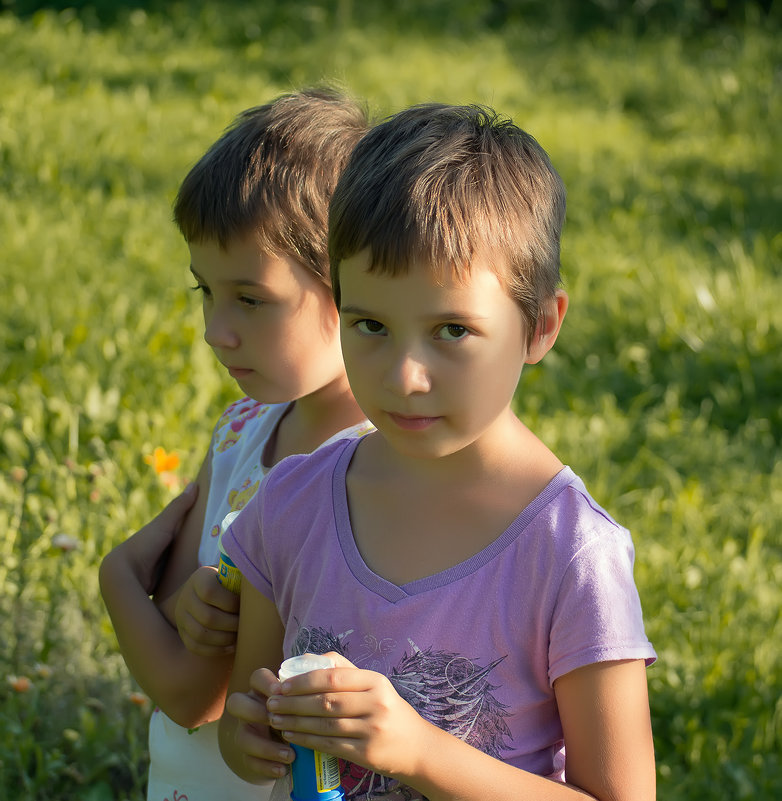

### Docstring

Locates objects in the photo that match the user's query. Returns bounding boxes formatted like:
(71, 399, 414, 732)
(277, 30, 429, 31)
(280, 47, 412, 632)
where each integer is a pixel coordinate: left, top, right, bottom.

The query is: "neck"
(292, 373, 365, 430)
(271, 374, 366, 465)
(371, 407, 537, 489)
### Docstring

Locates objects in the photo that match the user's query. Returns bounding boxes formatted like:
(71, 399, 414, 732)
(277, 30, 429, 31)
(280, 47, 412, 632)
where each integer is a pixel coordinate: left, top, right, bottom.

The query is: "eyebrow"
(339, 305, 375, 316)
(340, 304, 489, 322)
(189, 267, 268, 288)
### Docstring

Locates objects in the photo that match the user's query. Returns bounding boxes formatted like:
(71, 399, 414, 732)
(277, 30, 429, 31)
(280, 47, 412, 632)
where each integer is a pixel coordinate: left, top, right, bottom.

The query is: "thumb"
(249, 667, 282, 698)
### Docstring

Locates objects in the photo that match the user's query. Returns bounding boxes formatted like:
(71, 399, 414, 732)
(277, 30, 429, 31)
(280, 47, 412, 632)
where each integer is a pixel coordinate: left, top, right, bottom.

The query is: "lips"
(226, 366, 254, 379)
(386, 412, 441, 431)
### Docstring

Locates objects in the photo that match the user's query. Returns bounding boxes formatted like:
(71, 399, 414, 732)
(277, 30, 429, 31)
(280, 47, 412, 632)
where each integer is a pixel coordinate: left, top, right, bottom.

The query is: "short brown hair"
(174, 87, 369, 282)
(329, 103, 565, 339)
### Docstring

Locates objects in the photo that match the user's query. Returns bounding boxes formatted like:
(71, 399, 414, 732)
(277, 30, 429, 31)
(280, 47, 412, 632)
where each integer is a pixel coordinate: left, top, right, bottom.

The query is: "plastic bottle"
(216, 510, 242, 594)
(278, 654, 344, 801)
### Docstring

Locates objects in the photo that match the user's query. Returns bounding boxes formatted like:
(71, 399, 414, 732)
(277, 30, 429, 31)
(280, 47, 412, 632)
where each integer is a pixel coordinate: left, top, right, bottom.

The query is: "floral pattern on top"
(214, 399, 268, 453)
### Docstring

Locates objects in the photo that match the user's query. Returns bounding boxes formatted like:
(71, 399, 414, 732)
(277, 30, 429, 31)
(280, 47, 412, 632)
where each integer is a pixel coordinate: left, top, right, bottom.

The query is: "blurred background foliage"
(1, 1, 780, 799)
(2, 0, 779, 34)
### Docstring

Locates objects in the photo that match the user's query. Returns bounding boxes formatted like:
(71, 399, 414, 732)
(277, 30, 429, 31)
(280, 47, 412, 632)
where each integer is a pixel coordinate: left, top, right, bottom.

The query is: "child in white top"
(99, 88, 372, 801)
(218, 103, 657, 801)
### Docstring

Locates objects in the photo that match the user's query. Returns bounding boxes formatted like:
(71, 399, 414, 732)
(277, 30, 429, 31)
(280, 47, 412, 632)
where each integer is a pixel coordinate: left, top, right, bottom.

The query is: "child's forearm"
(269, 658, 653, 801)
(399, 661, 655, 801)
(99, 547, 232, 728)
(396, 723, 597, 801)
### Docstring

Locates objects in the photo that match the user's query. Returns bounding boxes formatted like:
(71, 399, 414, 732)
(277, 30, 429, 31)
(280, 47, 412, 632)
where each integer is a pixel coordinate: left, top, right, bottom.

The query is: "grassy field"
(1, 2, 780, 799)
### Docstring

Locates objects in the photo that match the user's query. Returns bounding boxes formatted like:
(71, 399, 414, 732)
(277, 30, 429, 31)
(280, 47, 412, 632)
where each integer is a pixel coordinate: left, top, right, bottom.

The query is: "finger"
(249, 667, 283, 698)
(194, 569, 241, 613)
(179, 632, 236, 656)
(272, 726, 365, 766)
(268, 709, 363, 740)
(268, 685, 369, 722)
(179, 611, 238, 647)
(279, 664, 368, 697)
(181, 633, 236, 657)
(235, 724, 295, 779)
(187, 601, 240, 633)
(227, 690, 274, 726)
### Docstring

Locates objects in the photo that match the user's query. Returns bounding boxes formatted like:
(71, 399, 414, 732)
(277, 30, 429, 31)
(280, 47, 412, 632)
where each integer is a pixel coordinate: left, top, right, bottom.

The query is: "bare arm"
(264, 657, 655, 801)
(99, 452, 238, 728)
(218, 579, 292, 783)
(152, 451, 211, 618)
(554, 659, 656, 800)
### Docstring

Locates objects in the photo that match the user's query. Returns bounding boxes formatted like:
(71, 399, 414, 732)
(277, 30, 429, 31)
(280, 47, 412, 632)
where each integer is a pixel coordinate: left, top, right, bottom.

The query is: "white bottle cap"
(278, 653, 335, 681)
(217, 510, 241, 552)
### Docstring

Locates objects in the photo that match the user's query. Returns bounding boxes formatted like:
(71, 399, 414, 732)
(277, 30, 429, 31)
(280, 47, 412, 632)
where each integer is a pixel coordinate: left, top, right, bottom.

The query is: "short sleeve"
(548, 525, 656, 684)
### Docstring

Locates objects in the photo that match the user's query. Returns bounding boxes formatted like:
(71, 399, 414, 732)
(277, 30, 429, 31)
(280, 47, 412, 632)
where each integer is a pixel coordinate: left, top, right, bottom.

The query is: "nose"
(382, 347, 431, 396)
(203, 306, 240, 350)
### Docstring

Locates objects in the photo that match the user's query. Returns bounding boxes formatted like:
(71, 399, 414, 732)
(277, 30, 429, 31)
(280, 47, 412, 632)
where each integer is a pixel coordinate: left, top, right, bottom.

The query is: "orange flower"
(128, 691, 149, 707)
(145, 447, 180, 475)
(8, 675, 32, 692)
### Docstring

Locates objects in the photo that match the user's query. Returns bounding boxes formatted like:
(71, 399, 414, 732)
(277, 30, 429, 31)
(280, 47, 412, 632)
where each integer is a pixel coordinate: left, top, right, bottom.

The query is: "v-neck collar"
(331, 438, 577, 603)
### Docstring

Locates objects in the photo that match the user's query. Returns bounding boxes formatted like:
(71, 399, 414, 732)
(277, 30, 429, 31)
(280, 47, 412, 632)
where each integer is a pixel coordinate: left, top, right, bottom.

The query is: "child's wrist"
(392, 716, 450, 794)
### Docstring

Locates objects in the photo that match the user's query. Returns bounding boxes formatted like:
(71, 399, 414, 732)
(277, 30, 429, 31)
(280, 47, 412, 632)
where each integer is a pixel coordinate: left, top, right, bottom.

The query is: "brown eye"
(357, 319, 386, 335)
(439, 324, 468, 341)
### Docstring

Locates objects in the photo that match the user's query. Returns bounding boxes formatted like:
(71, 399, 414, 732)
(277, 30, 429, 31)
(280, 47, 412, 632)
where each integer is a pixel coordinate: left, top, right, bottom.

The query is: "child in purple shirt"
(219, 103, 657, 801)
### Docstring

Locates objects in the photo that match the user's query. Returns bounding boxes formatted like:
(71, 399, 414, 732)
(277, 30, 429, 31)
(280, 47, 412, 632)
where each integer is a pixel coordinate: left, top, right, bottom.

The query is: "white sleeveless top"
(147, 398, 373, 801)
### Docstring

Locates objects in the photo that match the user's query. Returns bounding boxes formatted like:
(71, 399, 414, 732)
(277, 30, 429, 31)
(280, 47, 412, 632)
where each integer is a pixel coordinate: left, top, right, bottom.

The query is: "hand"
(225, 668, 296, 780)
(117, 483, 198, 594)
(265, 652, 429, 781)
(175, 565, 240, 656)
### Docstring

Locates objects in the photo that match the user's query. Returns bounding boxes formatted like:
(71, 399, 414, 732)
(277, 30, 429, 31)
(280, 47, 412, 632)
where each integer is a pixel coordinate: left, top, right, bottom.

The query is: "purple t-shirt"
(224, 436, 656, 798)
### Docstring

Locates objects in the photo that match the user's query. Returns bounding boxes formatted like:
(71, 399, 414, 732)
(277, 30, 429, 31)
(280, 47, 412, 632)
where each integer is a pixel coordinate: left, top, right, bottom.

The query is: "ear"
(525, 289, 568, 365)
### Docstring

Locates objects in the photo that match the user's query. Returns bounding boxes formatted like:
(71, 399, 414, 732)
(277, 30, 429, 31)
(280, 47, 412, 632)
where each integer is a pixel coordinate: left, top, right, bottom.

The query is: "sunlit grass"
(1, 4, 779, 799)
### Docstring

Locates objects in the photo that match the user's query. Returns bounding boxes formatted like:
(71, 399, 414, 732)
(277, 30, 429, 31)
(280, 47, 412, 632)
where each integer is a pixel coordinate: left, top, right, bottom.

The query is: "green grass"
(1, 3, 780, 799)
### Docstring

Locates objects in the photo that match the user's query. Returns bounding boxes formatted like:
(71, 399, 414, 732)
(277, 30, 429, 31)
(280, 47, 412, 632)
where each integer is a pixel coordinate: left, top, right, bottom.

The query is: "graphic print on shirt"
(213, 398, 267, 453)
(292, 625, 511, 799)
(209, 474, 263, 539)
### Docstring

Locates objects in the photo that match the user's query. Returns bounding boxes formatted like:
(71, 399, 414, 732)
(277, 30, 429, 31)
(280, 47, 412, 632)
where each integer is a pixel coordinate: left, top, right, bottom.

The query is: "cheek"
(342, 339, 381, 396)
(471, 342, 524, 402)
(340, 341, 365, 385)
